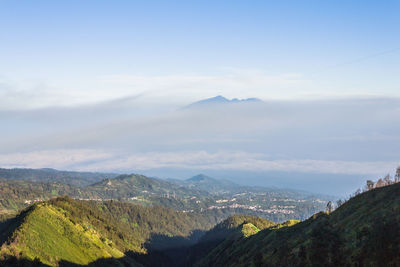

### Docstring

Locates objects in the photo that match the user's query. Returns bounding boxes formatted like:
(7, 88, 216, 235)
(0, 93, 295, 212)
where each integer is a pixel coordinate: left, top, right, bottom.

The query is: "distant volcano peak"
(185, 95, 262, 109)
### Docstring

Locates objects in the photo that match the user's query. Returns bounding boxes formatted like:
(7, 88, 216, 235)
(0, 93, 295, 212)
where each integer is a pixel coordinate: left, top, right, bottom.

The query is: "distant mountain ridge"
(184, 95, 262, 109)
(2, 183, 398, 266)
(88, 173, 209, 199)
(0, 168, 330, 224)
(0, 168, 118, 187)
(180, 174, 242, 194)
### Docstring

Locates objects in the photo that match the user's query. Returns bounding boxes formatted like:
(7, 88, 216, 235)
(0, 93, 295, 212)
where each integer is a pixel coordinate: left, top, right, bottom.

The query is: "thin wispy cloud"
(1, 70, 311, 110)
(0, 149, 397, 176)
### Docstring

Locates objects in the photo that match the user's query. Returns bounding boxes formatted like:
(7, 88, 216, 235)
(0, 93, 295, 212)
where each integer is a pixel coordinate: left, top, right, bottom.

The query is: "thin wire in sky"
(309, 47, 400, 76)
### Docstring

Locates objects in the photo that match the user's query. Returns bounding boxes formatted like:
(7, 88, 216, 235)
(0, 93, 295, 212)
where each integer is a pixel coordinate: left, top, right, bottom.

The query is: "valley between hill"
(0, 177, 399, 266)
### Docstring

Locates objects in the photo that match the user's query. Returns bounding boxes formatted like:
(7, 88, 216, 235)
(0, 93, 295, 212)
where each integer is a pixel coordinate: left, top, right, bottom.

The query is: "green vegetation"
(197, 182, 400, 267)
(89, 200, 215, 250)
(0, 198, 141, 266)
(0, 203, 125, 266)
(0, 178, 399, 266)
(174, 174, 242, 194)
(88, 174, 208, 199)
(183, 215, 276, 266)
(0, 168, 329, 225)
(0, 197, 215, 266)
(271, 219, 300, 229)
(0, 178, 98, 213)
(0, 168, 117, 187)
(241, 223, 260, 237)
(199, 214, 275, 243)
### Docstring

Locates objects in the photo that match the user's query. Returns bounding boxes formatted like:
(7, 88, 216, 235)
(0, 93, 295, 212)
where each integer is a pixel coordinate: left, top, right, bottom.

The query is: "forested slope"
(0, 197, 214, 266)
(197, 182, 400, 267)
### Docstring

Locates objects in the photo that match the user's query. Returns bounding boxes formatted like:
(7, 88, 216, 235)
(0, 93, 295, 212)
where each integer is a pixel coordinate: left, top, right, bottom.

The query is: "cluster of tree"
(0, 168, 117, 187)
(336, 166, 400, 208)
(198, 181, 400, 267)
(365, 167, 400, 191)
(0, 179, 98, 212)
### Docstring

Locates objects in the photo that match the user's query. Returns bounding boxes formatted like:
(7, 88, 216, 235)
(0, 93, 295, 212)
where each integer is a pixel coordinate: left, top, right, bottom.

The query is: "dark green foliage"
(0, 197, 214, 266)
(88, 174, 208, 200)
(177, 174, 242, 194)
(185, 215, 275, 265)
(0, 169, 329, 225)
(199, 214, 275, 243)
(89, 200, 214, 250)
(0, 168, 117, 187)
(1, 183, 399, 266)
(0, 178, 99, 213)
(197, 182, 400, 266)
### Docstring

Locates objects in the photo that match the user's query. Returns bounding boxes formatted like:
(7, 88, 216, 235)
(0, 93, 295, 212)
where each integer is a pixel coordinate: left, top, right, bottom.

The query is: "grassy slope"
(91, 200, 215, 250)
(0, 203, 125, 266)
(0, 197, 215, 266)
(197, 182, 400, 267)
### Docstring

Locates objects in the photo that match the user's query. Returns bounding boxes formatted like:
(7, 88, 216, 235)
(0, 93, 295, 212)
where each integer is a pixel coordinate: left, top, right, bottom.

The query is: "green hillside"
(0, 197, 214, 266)
(184, 215, 276, 266)
(0, 168, 117, 187)
(199, 214, 276, 243)
(88, 200, 215, 250)
(197, 182, 400, 267)
(0, 178, 99, 216)
(0, 182, 399, 266)
(0, 198, 144, 266)
(88, 174, 209, 200)
(180, 174, 242, 195)
(0, 169, 329, 225)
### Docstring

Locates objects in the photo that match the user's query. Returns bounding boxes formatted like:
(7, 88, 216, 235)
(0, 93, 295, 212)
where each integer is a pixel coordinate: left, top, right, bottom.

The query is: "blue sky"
(0, 1, 399, 195)
(1, 0, 399, 107)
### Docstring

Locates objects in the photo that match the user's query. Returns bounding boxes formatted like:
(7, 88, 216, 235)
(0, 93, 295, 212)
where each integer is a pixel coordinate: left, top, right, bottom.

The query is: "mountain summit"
(184, 174, 241, 194)
(184, 95, 262, 109)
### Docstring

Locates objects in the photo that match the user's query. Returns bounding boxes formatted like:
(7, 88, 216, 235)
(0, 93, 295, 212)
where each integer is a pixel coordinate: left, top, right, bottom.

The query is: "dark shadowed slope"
(184, 214, 276, 266)
(197, 182, 400, 267)
(0, 197, 214, 266)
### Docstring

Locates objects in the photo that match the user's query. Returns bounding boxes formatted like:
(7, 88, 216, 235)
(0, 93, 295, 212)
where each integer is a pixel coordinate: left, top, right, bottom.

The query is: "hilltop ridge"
(198, 182, 400, 266)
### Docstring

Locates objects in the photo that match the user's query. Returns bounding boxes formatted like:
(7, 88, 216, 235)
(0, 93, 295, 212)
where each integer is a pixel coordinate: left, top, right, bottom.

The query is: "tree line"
(335, 166, 400, 208)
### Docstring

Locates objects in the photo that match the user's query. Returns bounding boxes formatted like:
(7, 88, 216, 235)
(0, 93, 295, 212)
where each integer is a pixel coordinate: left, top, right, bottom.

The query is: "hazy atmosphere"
(1, 2, 400, 267)
(1, 1, 400, 196)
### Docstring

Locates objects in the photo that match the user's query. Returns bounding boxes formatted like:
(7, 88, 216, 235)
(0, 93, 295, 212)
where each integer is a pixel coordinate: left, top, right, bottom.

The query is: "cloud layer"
(0, 69, 353, 110)
(1, 97, 399, 180)
(0, 149, 397, 176)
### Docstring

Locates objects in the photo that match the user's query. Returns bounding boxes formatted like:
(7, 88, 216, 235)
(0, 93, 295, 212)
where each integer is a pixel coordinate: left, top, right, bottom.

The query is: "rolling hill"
(0, 169, 330, 224)
(196, 182, 400, 266)
(0, 168, 117, 187)
(170, 174, 242, 195)
(0, 197, 215, 266)
(0, 181, 398, 266)
(0, 178, 98, 217)
(88, 174, 208, 199)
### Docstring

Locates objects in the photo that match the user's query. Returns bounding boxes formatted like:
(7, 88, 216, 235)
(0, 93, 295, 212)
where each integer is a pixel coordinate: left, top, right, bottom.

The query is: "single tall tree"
(326, 201, 333, 214)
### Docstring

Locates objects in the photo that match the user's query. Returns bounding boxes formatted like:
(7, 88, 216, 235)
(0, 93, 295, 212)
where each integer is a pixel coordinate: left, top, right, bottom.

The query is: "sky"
(1, 1, 399, 195)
